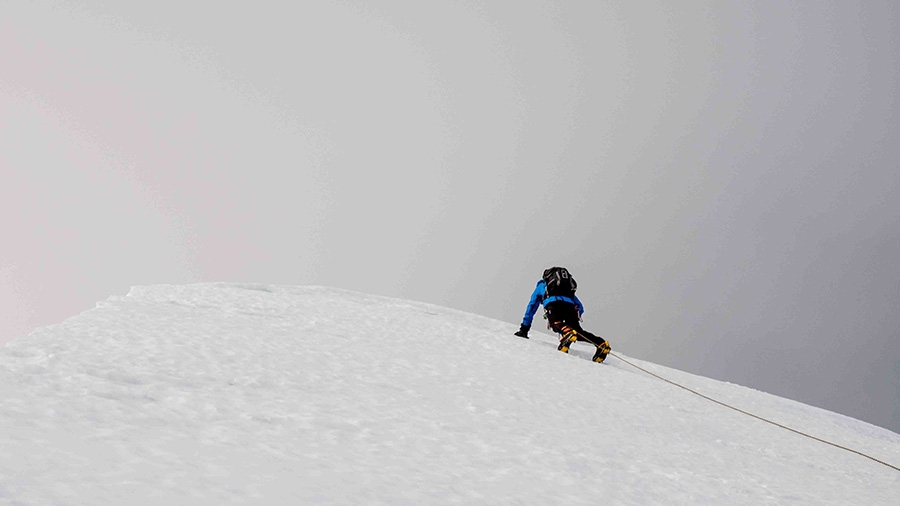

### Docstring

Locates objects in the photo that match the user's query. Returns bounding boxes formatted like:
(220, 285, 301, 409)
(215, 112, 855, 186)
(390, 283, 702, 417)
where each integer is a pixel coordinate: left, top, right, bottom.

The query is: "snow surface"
(1, 283, 898, 505)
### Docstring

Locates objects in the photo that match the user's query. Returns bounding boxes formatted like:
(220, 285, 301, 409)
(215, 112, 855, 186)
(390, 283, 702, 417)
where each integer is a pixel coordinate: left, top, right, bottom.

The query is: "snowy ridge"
(1, 283, 898, 505)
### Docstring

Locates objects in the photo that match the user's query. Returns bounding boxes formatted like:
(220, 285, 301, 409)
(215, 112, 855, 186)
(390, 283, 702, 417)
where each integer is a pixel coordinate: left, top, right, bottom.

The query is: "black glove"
(514, 324, 530, 338)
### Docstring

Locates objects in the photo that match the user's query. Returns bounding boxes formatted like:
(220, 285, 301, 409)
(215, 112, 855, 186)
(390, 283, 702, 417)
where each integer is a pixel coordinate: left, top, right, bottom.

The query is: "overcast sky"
(3, 1, 898, 434)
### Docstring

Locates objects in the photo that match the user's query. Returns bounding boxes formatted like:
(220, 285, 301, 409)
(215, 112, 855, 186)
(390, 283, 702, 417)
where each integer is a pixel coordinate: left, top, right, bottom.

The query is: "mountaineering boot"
(592, 340, 611, 363)
(557, 326, 578, 353)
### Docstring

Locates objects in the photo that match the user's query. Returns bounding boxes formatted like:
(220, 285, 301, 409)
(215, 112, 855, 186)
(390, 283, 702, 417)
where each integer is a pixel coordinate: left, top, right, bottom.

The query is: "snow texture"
(1, 283, 898, 505)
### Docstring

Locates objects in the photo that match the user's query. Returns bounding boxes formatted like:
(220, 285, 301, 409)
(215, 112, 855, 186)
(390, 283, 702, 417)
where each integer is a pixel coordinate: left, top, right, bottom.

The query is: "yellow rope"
(608, 351, 900, 473)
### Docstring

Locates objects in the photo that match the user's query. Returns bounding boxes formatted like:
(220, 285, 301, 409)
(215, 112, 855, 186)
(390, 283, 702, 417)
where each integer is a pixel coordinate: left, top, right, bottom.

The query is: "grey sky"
(3, 1, 898, 434)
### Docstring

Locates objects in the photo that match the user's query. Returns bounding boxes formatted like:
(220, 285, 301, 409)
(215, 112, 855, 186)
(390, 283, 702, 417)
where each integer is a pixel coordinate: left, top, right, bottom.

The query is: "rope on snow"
(608, 351, 900, 473)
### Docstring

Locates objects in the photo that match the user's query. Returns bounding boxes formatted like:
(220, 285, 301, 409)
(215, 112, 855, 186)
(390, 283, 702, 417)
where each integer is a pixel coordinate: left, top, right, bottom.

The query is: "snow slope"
(1, 284, 898, 505)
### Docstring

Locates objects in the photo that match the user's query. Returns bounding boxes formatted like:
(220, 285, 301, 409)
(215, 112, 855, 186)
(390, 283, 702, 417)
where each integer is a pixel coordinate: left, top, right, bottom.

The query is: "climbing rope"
(609, 351, 900, 473)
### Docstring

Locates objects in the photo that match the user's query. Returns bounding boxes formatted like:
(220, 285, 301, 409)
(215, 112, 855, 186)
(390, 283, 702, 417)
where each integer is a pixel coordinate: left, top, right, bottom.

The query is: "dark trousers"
(544, 302, 605, 346)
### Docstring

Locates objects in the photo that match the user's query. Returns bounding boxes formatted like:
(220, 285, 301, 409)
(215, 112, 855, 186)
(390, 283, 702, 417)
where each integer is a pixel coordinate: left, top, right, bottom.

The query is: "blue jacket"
(521, 280, 584, 327)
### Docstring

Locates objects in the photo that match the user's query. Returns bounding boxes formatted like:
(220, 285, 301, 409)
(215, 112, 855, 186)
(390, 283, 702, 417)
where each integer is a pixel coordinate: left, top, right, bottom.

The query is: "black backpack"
(542, 267, 577, 297)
